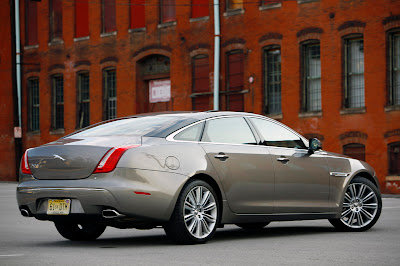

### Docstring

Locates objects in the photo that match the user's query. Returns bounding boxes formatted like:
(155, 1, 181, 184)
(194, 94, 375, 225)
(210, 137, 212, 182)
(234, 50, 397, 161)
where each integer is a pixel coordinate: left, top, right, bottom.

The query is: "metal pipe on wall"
(15, 0, 21, 128)
(213, 0, 220, 111)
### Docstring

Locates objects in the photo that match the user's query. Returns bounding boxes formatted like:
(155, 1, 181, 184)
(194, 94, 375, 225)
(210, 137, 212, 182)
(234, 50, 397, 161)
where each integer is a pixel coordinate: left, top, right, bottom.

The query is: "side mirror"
(308, 138, 322, 154)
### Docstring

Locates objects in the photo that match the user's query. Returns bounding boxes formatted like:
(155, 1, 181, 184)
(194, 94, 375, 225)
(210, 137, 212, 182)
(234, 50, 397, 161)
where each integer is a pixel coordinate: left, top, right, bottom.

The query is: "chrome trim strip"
(330, 172, 350, 177)
(17, 187, 107, 193)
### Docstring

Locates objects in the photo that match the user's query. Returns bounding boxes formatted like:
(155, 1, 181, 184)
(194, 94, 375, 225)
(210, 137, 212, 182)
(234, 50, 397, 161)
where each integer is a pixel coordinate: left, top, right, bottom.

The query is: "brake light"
(21, 149, 32, 175)
(93, 145, 140, 173)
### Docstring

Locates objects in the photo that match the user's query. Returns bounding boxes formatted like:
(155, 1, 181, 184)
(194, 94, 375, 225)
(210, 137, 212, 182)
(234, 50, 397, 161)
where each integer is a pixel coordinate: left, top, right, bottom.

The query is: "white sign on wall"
(149, 79, 171, 103)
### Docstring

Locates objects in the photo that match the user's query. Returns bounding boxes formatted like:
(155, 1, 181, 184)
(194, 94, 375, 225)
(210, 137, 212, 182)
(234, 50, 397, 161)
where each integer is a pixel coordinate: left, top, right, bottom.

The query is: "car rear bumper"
(17, 168, 189, 222)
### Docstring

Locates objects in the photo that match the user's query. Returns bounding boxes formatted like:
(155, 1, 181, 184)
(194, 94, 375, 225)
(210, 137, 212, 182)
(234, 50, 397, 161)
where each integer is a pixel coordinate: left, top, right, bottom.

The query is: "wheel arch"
(188, 173, 224, 211)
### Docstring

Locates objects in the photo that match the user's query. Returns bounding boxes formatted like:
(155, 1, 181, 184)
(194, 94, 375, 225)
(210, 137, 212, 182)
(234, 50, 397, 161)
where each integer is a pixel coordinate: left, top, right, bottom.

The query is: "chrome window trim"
(166, 115, 309, 149)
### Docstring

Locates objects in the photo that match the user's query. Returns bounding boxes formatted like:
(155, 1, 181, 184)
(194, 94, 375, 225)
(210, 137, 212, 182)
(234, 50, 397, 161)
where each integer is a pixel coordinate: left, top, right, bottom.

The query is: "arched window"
(28, 78, 40, 132)
(343, 143, 365, 161)
(388, 142, 400, 175)
(192, 55, 210, 111)
(103, 68, 117, 120)
(263, 45, 281, 115)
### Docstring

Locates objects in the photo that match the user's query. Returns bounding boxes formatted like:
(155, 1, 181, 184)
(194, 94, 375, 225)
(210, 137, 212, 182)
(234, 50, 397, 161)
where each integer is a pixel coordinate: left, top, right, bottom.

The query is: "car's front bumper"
(17, 167, 189, 223)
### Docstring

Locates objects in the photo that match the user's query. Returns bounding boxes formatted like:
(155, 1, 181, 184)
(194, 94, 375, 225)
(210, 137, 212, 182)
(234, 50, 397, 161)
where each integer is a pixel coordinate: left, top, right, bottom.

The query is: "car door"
(200, 116, 275, 214)
(248, 117, 330, 214)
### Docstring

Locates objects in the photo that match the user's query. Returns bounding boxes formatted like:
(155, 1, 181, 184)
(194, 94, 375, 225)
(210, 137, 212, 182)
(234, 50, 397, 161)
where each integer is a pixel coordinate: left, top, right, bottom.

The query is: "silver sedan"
(17, 111, 382, 244)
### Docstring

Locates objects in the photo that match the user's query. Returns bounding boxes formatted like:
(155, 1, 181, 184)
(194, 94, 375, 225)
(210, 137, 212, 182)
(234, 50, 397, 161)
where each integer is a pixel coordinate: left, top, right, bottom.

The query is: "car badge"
(53, 154, 66, 161)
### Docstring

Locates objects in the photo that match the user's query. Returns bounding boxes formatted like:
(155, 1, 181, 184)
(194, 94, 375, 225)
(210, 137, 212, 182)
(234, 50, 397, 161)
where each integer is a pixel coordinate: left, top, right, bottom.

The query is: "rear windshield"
(67, 116, 195, 138)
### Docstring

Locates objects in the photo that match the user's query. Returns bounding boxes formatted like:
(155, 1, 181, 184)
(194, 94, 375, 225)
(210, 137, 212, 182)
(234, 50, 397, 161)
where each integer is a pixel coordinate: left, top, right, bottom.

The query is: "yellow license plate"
(47, 199, 71, 215)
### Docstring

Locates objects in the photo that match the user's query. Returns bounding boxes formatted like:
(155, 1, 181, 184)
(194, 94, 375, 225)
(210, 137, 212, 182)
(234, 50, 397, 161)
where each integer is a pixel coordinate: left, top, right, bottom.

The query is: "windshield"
(67, 116, 190, 138)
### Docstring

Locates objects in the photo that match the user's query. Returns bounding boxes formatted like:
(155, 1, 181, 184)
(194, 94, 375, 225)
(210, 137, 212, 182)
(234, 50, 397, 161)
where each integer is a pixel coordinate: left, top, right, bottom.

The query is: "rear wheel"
(329, 176, 382, 232)
(235, 222, 270, 230)
(54, 222, 106, 241)
(164, 179, 220, 244)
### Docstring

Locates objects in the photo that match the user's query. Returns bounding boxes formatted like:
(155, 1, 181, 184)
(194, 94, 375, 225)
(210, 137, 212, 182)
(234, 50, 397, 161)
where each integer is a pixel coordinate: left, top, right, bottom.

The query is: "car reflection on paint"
(17, 111, 382, 244)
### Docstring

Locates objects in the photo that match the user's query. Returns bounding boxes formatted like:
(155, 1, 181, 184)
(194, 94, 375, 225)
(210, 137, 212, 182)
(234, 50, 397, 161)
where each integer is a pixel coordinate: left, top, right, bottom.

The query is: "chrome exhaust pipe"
(20, 208, 30, 217)
(102, 209, 125, 219)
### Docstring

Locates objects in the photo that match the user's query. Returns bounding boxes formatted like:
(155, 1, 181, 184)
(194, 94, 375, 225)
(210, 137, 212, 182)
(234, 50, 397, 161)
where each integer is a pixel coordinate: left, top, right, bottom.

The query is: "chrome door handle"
(214, 153, 229, 160)
(277, 157, 289, 162)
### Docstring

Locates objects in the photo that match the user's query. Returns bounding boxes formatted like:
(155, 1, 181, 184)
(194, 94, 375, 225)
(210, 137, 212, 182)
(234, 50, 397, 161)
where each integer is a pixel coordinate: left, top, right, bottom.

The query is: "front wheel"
(54, 222, 106, 241)
(164, 179, 220, 244)
(329, 176, 382, 232)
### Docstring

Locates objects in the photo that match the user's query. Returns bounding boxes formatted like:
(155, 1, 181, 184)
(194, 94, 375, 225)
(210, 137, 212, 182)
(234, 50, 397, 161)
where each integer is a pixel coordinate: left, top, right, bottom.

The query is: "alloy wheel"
(340, 182, 379, 229)
(183, 185, 217, 239)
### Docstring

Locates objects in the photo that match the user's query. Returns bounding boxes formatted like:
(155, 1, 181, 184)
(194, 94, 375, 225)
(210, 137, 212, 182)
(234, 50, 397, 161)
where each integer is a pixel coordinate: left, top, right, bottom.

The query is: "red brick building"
(1, 0, 400, 193)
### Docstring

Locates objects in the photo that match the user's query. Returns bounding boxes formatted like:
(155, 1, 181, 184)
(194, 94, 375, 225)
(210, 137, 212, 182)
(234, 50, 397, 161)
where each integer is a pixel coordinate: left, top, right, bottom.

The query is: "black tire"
(235, 222, 270, 230)
(54, 222, 106, 241)
(164, 179, 220, 245)
(329, 176, 382, 232)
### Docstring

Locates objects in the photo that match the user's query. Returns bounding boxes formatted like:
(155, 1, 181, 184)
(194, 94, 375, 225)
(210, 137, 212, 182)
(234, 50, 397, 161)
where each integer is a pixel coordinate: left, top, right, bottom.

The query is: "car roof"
(131, 111, 265, 120)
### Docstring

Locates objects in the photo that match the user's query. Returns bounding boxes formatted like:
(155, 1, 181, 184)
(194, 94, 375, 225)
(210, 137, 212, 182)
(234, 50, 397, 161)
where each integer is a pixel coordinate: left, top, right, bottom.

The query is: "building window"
(77, 72, 90, 128)
(75, 0, 89, 38)
(191, 0, 209, 19)
(389, 142, 400, 175)
(103, 68, 117, 120)
(49, 0, 63, 41)
(52, 75, 64, 130)
(226, 50, 244, 111)
(389, 30, 400, 106)
(263, 46, 281, 115)
(192, 55, 210, 111)
(102, 0, 116, 33)
(302, 41, 321, 112)
(343, 143, 365, 161)
(25, 0, 38, 46)
(227, 0, 243, 10)
(28, 78, 40, 132)
(344, 36, 364, 108)
(160, 0, 176, 24)
(130, 0, 145, 29)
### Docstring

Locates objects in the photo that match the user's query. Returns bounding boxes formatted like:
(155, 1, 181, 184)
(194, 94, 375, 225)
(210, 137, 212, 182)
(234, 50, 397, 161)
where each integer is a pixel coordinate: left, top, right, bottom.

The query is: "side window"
(174, 122, 204, 142)
(201, 117, 256, 145)
(249, 118, 306, 149)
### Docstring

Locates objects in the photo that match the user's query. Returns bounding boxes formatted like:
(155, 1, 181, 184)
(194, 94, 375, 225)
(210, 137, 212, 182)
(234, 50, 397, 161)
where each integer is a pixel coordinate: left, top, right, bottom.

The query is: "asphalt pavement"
(1, 182, 399, 265)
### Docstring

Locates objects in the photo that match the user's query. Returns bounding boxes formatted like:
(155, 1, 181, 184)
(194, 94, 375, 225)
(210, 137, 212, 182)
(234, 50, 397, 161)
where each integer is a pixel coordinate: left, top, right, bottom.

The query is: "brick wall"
(0, 0, 16, 181)
(2, 0, 400, 191)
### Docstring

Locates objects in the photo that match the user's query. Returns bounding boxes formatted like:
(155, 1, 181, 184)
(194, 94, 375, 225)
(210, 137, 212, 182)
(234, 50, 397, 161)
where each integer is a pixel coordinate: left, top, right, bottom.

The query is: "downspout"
(14, 0, 22, 180)
(15, 0, 22, 128)
(213, 0, 220, 111)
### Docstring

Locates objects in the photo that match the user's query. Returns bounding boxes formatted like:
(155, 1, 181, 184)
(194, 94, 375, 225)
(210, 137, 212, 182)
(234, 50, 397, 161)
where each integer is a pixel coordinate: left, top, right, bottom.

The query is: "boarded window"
(389, 31, 400, 106)
(302, 42, 321, 112)
(25, 0, 38, 45)
(191, 0, 209, 19)
(130, 0, 145, 29)
(50, 0, 63, 40)
(263, 46, 281, 115)
(389, 142, 400, 175)
(104, 68, 117, 120)
(344, 37, 364, 108)
(160, 0, 176, 23)
(102, 0, 116, 33)
(192, 55, 210, 111)
(28, 78, 40, 132)
(52, 75, 64, 129)
(227, 0, 243, 10)
(227, 51, 244, 111)
(77, 72, 90, 128)
(75, 0, 89, 38)
(343, 143, 365, 161)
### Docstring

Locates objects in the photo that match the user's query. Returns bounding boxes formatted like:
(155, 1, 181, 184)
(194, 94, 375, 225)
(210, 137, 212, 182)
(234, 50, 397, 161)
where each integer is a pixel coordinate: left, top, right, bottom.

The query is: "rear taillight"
(21, 149, 32, 175)
(93, 145, 140, 174)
